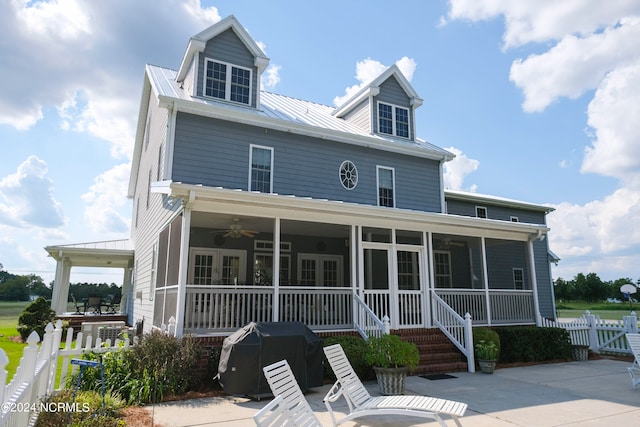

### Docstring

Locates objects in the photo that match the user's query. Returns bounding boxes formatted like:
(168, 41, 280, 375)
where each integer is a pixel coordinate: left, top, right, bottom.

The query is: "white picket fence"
(0, 320, 135, 427)
(539, 311, 639, 354)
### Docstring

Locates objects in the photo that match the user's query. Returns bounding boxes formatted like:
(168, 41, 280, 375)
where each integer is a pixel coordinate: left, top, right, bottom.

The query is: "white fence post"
(382, 315, 390, 335)
(624, 312, 638, 334)
(1, 320, 135, 427)
(584, 311, 599, 353)
(464, 313, 475, 373)
(0, 350, 8, 409)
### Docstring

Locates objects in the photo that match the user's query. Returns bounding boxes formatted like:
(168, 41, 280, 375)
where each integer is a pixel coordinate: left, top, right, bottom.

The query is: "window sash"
(377, 166, 395, 207)
(378, 102, 409, 138)
(250, 145, 273, 192)
(204, 59, 251, 105)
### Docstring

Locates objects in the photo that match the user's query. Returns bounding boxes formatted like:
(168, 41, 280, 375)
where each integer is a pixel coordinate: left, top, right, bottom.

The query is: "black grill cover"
(218, 321, 324, 396)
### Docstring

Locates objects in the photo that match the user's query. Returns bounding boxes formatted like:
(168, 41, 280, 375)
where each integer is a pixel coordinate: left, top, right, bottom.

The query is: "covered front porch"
(46, 240, 134, 324)
(151, 184, 549, 336)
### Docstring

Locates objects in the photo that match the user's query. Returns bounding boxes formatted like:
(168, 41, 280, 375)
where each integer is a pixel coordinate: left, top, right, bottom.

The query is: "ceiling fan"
(438, 238, 465, 249)
(222, 219, 258, 238)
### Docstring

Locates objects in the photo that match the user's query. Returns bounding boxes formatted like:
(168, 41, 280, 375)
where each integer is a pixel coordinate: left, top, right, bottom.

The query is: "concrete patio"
(146, 358, 639, 426)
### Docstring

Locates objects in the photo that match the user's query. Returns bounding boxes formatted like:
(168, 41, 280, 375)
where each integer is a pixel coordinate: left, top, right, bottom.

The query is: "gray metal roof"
(146, 64, 452, 159)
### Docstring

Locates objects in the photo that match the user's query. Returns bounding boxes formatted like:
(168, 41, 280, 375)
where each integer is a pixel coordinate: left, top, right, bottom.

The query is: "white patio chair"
(253, 395, 291, 426)
(256, 359, 322, 426)
(323, 344, 467, 427)
(626, 333, 640, 389)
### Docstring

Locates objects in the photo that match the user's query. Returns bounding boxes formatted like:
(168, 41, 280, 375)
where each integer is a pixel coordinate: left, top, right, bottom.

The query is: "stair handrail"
(432, 292, 475, 372)
(353, 293, 389, 340)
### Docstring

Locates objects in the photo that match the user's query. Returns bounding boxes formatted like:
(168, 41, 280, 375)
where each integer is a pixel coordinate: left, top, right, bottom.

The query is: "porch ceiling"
(161, 182, 549, 241)
(190, 212, 350, 238)
(45, 239, 134, 268)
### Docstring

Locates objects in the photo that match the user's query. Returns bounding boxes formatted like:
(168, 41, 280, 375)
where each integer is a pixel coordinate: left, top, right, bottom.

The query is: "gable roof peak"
(176, 15, 269, 82)
(333, 64, 423, 117)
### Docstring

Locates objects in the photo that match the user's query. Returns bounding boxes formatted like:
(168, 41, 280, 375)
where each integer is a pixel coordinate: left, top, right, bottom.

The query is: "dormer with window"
(175, 15, 270, 109)
(333, 65, 422, 142)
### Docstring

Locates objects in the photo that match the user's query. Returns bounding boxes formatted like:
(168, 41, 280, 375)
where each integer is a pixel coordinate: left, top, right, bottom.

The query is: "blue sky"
(1, 0, 640, 285)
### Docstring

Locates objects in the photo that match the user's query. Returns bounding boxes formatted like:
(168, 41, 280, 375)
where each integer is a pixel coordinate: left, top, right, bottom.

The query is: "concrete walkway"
(145, 358, 639, 426)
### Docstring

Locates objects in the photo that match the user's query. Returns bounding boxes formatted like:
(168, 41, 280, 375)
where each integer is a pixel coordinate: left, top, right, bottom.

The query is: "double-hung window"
(204, 59, 251, 105)
(377, 166, 395, 207)
(378, 102, 409, 138)
(249, 145, 273, 193)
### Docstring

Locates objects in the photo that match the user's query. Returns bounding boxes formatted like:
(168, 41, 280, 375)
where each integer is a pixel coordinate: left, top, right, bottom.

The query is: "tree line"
(0, 264, 121, 302)
(554, 272, 639, 303)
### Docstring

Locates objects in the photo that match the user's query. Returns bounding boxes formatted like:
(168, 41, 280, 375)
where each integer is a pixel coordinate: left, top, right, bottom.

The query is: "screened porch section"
(151, 213, 541, 334)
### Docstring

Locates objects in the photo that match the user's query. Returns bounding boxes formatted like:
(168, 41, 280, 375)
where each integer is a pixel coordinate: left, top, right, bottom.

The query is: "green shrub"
(472, 327, 500, 360)
(364, 334, 419, 370)
(70, 331, 202, 404)
(17, 297, 56, 341)
(323, 335, 373, 380)
(496, 327, 572, 363)
(34, 389, 125, 427)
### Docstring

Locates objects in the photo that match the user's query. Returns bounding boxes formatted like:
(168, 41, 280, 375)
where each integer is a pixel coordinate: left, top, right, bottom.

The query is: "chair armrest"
(323, 381, 347, 427)
(253, 395, 287, 427)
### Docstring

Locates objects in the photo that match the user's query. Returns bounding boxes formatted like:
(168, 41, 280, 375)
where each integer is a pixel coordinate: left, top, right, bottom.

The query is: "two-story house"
(48, 16, 557, 356)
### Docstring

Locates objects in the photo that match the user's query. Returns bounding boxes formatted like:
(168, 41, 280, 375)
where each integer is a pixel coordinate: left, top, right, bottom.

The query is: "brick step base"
(393, 328, 469, 374)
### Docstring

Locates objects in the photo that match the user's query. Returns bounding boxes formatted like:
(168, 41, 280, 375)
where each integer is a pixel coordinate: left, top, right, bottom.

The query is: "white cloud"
(446, 0, 640, 280)
(333, 57, 417, 106)
(510, 17, 640, 112)
(582, 62, 640, 180)
(0, 0, 221, 159)
(81, 163, 131, 234)
(0, 156, 65, 228)
(442, 147, 479, 192)
(445, 0, 640, 49)
(262, 65, 281, 91)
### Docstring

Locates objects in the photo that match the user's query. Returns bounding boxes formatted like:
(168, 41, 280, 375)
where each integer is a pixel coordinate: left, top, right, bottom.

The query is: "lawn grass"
(0, 301, 30, 381)
(555, 300, 639, 321)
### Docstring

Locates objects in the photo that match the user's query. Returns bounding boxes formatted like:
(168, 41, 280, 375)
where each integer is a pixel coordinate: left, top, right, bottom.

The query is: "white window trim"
(253, 252, 291, 285)
(510, 216, 519, 222)
(433, 250, 452, 288)
(297, 253, 343, 287)
(476, 206, 487, 219)
(203, 58, 253, 105)
(376, 165, 396, 207)
(248, 144, 274, 193)
(513, 267, 525, 290)
(377, 101, 410, 139)
(188, 247, 247, 285)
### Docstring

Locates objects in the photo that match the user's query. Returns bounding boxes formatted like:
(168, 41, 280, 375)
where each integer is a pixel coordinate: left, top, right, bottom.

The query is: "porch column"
(480, 237, 492, 325)
(527, 238, 541, 326)
(175, 203, 192, 337)
(424, 231, 433, 328)
(272, 217, 281, 321)
(50, 256, 71, 315)
(352, 225, 361, 325)
(357, 226, 364, 298)
(120, 261, 133, 316)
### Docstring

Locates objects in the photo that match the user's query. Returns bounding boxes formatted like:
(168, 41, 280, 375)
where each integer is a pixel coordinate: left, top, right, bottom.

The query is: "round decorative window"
(339, 160, 358, 190)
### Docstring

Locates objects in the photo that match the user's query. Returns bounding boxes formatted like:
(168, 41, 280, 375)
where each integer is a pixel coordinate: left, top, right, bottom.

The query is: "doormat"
(420, 374, 457, 380)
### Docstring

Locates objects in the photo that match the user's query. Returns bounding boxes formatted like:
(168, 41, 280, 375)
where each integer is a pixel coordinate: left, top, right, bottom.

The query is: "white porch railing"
(353, 293, 389, 339)
(184, 286, 353, 333)
(540, 310, 639, 355)
(279, 287, 352, 330)
(0, 321, 134, 427)
(435, 289, 535, 325)
(432, 293, 475, 372)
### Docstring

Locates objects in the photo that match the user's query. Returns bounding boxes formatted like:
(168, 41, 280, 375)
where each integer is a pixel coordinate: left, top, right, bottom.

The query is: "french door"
(362, 244, 424, 328)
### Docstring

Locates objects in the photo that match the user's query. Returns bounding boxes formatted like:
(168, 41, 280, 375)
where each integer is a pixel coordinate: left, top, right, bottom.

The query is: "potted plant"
(475, 340, 499, 374)
(364, 334, 419, 395)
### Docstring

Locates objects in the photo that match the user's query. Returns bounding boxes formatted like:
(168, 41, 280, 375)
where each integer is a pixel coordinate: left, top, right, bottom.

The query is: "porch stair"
(396, 328, 468, 374)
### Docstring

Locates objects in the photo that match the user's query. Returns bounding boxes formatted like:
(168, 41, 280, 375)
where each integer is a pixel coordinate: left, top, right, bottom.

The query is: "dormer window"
(378, 102, 409, 138)
(204, 59, 251, 105)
